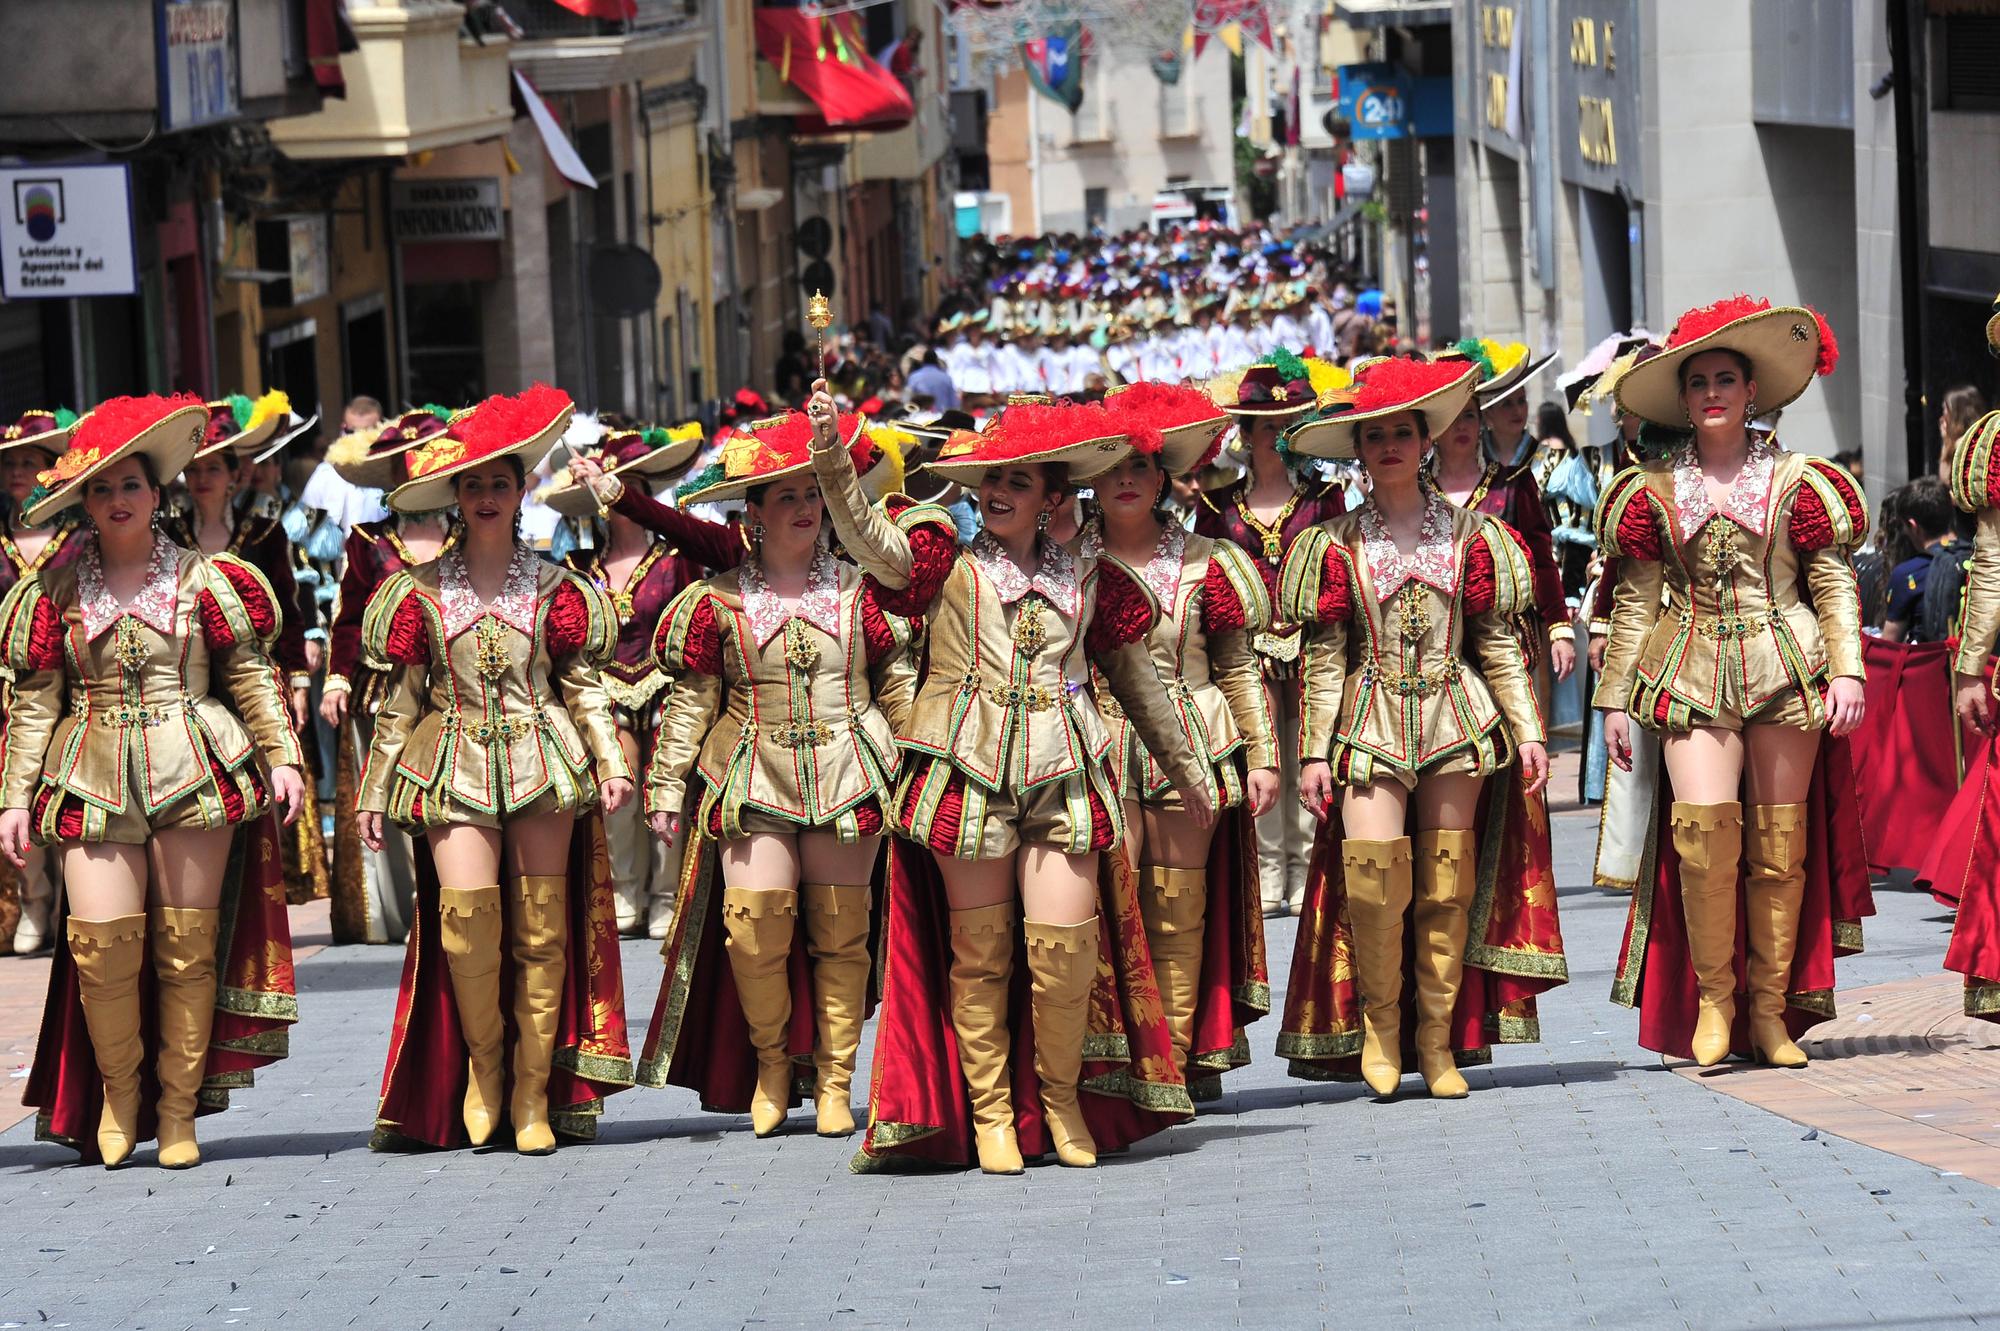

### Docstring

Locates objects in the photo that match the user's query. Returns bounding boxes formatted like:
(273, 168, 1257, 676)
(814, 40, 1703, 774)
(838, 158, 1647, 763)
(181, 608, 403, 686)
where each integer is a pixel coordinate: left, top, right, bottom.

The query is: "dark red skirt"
(371, 812, 635, 1149)
(1852, 637, 1964, 878)
(23, 812, 297, 1161)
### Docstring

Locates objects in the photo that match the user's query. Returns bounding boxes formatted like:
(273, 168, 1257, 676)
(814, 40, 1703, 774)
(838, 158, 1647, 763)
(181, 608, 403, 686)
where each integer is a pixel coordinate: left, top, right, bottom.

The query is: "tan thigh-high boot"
(948, 901, 1024, 1175)
(721, 886, 797, 1137)
(508, 874, 569, 1155)
(1344, 838, 1413, 1097)
(1023, 916, 1101, 1168)
(66, 914, 147, 1167)
(1673, 801, 1744, 1067)
(802, 882, 871, 1137)
(1745, 803, 1809, 1067)
(1411, 830, 1477, 1098)
(150, 907, 220, 1168)
(437, 885, 506, 1145)
(1138, 865, 1206, 1071)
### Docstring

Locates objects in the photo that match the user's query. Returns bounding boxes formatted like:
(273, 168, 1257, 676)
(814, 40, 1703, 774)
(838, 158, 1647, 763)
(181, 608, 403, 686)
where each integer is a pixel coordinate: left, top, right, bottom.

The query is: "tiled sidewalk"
(1679, 972, 2000, 1186)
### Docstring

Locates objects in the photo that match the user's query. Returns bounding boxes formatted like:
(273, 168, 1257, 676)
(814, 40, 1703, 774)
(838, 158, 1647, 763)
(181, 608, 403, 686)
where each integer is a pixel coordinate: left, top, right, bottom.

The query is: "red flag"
(754, 8, 914, 132)
(549, 0, 636, 17)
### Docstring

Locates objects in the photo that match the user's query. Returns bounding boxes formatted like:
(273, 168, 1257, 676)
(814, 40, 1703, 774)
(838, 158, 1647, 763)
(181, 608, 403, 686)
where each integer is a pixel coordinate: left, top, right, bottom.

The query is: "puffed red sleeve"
(1085, 560, 1157, 654)
(867, 518, 957, 618)
(653, 592, 725, 677)
(22, 595, 62, 671)
(382, 595, 430, 666)
(544, 580, 591, 657)
(1317, 542, 1354, 623)
(1462, 530, 1500, 615)
(1788, 463, 1868, 553)
(1200, 557, 1250, 633)
(859, 585, 902, 665)
(199, 558, 281, 651)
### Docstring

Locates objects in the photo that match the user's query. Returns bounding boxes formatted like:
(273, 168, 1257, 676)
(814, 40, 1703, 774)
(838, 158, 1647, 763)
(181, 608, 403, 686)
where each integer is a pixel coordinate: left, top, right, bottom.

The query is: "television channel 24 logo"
(13, 180, 62, 244)
(1354, 84, 1407, 133)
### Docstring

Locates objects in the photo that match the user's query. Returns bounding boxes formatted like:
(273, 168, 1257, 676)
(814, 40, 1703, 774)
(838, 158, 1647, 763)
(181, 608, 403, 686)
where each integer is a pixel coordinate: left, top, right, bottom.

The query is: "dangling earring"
(1036, 510, 1050, 533)
(750, 519, 767, 548)
(1744, 396, 1758, 424)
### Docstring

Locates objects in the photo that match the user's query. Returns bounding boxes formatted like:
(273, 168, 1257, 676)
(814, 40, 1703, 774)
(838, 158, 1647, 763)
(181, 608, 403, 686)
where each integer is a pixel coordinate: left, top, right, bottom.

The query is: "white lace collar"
(1080, 518, 1185, 608)
(971, 530, 1080, 617)
(438, 541, 540, 638)
(1358, 491, 1456, 603)
(78, 532, 181, 641)
(1674, 438, 1776, 540)
(740, 545, 843, 648)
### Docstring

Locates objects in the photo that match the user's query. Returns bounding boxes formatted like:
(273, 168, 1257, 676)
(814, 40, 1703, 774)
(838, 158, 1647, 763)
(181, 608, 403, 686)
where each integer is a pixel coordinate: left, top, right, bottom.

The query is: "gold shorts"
(398, 785, 586, 832)
(698, 785, 887, 843)
(1645, 672, 1825, 735)
(897, 755, 1124, 860)
(33, 759, 268, 847)
(1331, 727, 1509, 793)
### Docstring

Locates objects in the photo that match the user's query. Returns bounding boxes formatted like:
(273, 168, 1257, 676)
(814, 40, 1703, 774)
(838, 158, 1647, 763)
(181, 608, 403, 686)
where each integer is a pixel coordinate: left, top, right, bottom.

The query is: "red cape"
(25, 813, 298, 1160)
(1611, 736, 1874, 1058)
(1852, 637, 1964, 879)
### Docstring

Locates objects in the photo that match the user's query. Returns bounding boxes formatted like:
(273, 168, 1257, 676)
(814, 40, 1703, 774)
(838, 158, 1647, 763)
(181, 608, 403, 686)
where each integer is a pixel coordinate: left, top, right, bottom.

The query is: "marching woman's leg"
(603, 726, 647, 935)
(1409, 774, 1484, 1099)
(427, 823, 507, 1146)
(797, 831, 882, 1138)
(717, 831, 803, 1138)
(1340, 779, 1413, 1097)
(147, 826, 234, 1168)
(1660, 726, 1748, 1067)
(935, 852, 1024, 1175)
(1137, 804, 1216, 1071)
(60, 843, 149, 1168)
(1019, 846, 1101, 1169)
(503, 807, 577, 1155)
(1742, 722, 1822, 1067)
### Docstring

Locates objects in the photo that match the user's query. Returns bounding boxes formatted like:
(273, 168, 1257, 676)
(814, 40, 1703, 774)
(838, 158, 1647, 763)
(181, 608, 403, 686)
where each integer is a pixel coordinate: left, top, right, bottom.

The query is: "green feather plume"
(53, 408, 77, 429)
(1263, 347, 1310, 384)
(676, 462, 726, 502)
(1451, 338, 1497, 381)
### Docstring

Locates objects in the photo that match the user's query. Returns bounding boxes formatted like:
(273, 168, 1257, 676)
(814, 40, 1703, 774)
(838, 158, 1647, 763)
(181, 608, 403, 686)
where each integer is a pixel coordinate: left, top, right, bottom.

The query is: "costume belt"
(1360, 660, 1456, 699)
(955, 672, 1061, 712)
(440, 711, 537, 744)
(103, 699, 185, 729)
(1682, 611, 1766, 641)
(745, 708, 870, 751)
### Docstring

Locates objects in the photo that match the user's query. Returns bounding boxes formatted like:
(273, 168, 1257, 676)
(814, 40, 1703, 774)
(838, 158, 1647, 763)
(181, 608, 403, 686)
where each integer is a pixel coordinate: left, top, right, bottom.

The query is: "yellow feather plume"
(1483, 340, 1530, 377)
(863, 423, 910, 494)
(325, 432, 375, 468)
(1303, 357, 1351, 400)
(246, 389, 291, 432)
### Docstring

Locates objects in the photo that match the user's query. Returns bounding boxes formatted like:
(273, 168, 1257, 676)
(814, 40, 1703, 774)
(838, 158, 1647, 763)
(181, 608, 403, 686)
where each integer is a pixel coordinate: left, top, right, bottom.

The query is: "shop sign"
(1336, 64, 1452, 141)
(158, 0, 239, 131)
(391, 178, 506, 243)
(0, 164, 139, 299)
(1558, 0, 1641, 190)
(287, 216, 328, 305)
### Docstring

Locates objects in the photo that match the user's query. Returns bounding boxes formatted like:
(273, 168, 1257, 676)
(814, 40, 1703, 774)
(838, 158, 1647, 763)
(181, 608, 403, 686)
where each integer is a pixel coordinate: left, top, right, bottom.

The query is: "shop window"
(1939, 16, 2000, 111)
(404, 282, 485, 408)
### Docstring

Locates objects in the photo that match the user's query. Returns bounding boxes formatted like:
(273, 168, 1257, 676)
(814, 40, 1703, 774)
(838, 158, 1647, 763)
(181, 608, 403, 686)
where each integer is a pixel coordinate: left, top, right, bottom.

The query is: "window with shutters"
(1938, 16, 2000, 111)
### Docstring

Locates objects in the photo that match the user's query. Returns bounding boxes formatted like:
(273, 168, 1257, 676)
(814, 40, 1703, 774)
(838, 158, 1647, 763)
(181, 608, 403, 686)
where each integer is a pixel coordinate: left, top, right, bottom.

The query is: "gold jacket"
(1950, 426, 2000, 676)
(644, 551, 913, 834)
(1593, 445, 1868, 730)
(0, 535, 302, 814)
(1091, 524, 1276, 805)
(1279, 497, 1545, 782)
(358, 543, 630, 825)
(811, 437, 1205, 798)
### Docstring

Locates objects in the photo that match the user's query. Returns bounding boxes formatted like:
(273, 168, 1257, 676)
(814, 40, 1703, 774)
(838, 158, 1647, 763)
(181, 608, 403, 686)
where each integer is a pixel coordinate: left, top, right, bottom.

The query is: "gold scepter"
(808, 289, 833, 381)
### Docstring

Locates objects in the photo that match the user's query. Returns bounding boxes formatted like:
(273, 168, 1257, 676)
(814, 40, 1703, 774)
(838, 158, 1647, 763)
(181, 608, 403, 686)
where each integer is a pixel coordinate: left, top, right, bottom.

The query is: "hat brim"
(385, 406, 572, 514)
(922, 432, 1130, 486)
(614, 435, 703, 480)
(192, 412, 284, 463)
(679, 415, 866, 506)
(1987, 307, 2000, 358)
(1287, 378, 1479, 462)
(1614, 307, 1823, 427)
(1474, 350, 1559, 407)
(26, 404, 208, 525)
(0, 424, 71, 458)
(328, 428, 429, 490)
(250, 412, 320, 466)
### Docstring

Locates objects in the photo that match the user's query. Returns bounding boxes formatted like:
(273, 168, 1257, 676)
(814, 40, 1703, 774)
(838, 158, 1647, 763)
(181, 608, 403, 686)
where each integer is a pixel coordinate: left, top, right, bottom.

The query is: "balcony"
(509, 0, 705, 92)
(268, 1, 513, 158)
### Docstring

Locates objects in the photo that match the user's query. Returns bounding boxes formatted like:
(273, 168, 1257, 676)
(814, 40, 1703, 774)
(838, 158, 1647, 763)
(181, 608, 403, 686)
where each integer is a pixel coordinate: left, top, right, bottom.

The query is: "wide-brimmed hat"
(674, 410, 876, 507)
(1614, 296, 1838, 428)
(24, 394, 208, 525)
(1462, 340, 1556, 408)
(1209, 350, 1317, 418)
(0, 407, 77, 458)
(193, 391, 292, 462)
(922, 394, 1128, 486)
(1287, 359, 1480, 461)
(386, 384, 573, 514)
(1558, 329, 1658, 412)
(542, 419, 706, 518)
(1101, 381, 1231, 476)
(1987, 294, 2000, 358)
(326, 406, 455, 490)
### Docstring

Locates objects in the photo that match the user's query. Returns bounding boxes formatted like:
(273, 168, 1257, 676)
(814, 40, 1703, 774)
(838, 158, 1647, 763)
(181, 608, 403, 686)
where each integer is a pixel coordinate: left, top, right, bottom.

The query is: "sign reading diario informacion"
(390, 178, 506, 243)
(0, 164, 139, 299)
(157, 0, 239, 131)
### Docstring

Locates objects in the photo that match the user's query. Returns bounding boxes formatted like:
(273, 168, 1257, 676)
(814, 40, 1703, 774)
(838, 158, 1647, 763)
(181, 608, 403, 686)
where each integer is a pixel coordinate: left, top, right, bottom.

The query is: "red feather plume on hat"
(447, 383, 571, 449)
(988, 400, 1119, 457)
(1102, 381, 1228, 466)
(1667, 294, 1840, 378)
(1348, 358, 1476, 414)
(72, 394, 205, 456)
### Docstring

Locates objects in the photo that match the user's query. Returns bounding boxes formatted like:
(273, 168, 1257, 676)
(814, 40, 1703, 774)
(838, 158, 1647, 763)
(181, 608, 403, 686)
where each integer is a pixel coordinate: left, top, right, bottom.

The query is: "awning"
(512, 71, 596, 190)
(753, 8, 914, 134)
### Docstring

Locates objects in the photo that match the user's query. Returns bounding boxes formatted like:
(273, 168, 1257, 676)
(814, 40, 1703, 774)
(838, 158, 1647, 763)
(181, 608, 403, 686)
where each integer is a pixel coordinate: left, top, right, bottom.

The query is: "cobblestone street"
(1, 800, 1996, 1329)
